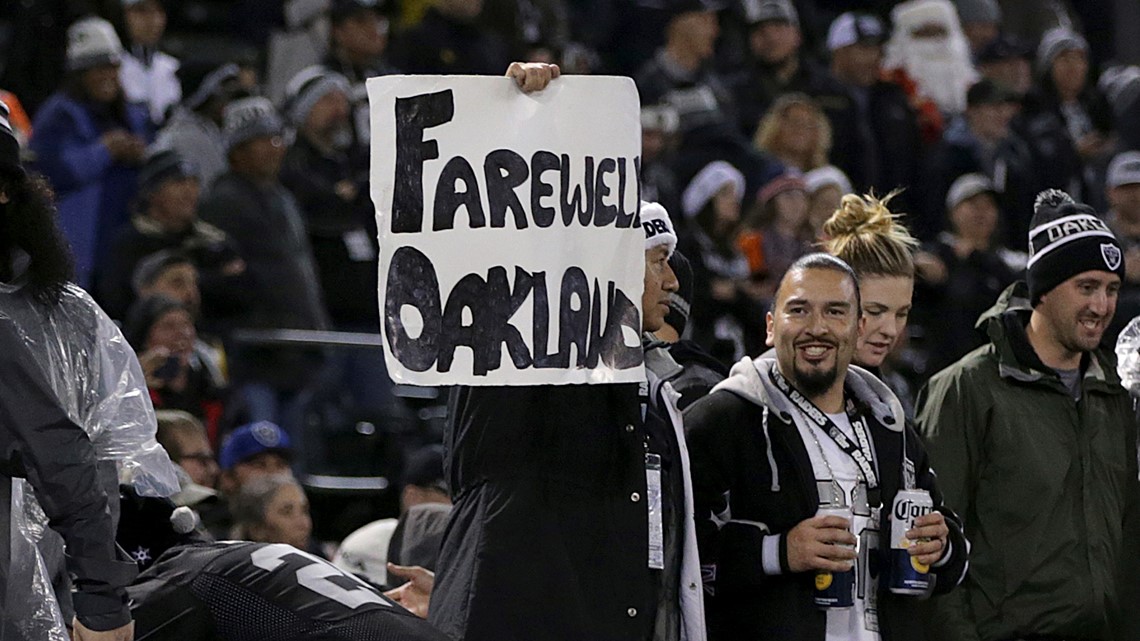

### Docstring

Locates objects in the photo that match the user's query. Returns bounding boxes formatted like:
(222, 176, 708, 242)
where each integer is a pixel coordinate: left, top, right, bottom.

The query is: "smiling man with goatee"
(684, 253, 967, 640)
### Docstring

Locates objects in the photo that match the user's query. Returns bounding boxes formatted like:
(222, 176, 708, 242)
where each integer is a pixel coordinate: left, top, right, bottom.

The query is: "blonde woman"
(822, 191, 919, 371)
(753, 93, 832, 173)
(821, 191, 946, 413)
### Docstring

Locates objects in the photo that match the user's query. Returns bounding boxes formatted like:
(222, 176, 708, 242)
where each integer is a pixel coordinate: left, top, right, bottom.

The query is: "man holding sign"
(366, 63, 704, 641)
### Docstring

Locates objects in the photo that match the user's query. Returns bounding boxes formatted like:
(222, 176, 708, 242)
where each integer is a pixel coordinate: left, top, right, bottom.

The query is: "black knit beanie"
(1027, 189, 1125, 305)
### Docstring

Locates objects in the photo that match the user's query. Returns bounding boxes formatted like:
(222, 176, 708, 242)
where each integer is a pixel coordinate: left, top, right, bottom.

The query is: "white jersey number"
(250, 544, 390, 609)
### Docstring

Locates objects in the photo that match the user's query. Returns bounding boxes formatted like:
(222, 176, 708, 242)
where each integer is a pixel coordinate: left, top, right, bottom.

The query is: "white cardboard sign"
(367, 75, 645, 386)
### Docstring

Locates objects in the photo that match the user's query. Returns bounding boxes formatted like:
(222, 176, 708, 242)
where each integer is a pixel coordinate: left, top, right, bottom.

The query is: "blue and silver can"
(888, 489, 934, 595)
(813, 506, 855, 609)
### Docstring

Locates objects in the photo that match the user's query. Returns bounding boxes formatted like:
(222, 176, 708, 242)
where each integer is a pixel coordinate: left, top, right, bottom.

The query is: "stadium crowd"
(1, 0, 1139, 640)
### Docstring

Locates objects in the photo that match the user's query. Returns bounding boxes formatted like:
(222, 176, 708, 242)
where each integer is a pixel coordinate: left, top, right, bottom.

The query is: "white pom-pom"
(170, 506, 198, 534)
(1034, 189, 1075, 213)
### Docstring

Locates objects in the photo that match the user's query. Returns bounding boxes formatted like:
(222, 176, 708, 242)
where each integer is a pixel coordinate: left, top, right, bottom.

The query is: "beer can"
(813, 506, 855, 609)
(888, 489, 934, 595)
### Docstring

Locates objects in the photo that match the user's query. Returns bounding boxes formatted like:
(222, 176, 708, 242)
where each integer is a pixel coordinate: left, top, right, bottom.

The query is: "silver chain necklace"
(796, 402, 858, 508)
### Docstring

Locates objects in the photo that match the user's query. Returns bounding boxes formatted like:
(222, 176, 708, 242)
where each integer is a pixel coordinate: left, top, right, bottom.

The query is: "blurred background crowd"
(2, 0, 1140, 569)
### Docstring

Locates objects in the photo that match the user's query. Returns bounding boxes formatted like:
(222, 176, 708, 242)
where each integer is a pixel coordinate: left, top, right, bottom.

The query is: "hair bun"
(821, 190, 917, 278)
(822, 191, 899, 240)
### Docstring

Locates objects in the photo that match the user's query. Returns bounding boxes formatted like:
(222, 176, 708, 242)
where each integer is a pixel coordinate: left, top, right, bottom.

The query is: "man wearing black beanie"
(1026, 189, 1126, 306)
(916, 190, 1140, 641)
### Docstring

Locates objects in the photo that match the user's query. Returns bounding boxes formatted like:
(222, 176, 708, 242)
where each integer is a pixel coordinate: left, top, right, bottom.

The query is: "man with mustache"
(684, 253, 967, 639)
(917, 189, 1140, 641)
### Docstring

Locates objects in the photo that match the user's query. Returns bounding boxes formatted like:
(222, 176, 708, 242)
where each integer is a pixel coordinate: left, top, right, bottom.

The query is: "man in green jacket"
(917, 190, 1140, 641)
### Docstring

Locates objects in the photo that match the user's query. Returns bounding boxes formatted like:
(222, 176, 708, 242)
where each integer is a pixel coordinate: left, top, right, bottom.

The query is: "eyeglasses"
(180, 452, 216, 464)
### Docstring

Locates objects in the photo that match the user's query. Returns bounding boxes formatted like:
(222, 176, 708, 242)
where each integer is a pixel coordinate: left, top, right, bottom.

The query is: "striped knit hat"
(1026, 189, 1124, 305)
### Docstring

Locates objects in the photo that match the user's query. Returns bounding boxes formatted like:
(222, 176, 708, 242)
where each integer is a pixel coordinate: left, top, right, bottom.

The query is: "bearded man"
(685, 253, 967, 639)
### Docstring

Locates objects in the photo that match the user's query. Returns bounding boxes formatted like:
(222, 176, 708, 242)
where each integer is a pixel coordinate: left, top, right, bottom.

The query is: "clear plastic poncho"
(1116, 315, 1140, 396)
(0, 282, 179, 641)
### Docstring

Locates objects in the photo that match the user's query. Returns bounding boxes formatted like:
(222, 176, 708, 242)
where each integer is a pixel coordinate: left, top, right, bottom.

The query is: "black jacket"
(920, 117, 1038, 247)
(913, 236, 1020, 374)
(98, 217, 251, 325)
(644, 337, 728, 410)
(635, 50, 787, 208)
(199, 173, 329, 389)
(729, 57, 851, 138)
(429, 384, 657, 641)
(0, 320, 137, 631)
(279, 134, 379, 327)
(636, 51, 739, 143)
(684, 358, 968, 641)
(1015, 84, 1113, 208)
(199, 173, 328, 332)
(388, 7, 510, 75)
(829, 81, 924, 219)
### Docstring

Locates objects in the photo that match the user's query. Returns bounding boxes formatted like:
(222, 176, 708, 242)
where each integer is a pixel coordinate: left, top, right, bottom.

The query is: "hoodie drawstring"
(761, 406, 780, 492)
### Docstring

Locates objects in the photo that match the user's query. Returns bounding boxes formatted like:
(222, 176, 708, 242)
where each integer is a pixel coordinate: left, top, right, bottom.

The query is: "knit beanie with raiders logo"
(1026, 189, 1125, 305)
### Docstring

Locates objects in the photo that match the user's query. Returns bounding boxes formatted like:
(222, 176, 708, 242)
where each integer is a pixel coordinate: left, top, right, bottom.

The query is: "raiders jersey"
(128, 541, 449, 641)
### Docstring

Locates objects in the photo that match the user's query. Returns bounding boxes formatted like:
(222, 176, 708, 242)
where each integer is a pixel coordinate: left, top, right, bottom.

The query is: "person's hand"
(710, 278, 737, 301)
(785, 515, 857, 573)
(384, 563, 434, 619)
(222, 257, 247, 277)
(906, 511, 950, 567)
(506, 62, 560, 93)
(334, 179, 358, 202)
(913, 250, 947, 284)
(101, 130, 146, 164)
(1076, 131, 1108, 160)
(71, 619, 134, 641)
(138, 347, 172, 389)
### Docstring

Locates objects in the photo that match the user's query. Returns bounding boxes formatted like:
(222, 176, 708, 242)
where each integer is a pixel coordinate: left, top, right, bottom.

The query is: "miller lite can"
(888, 489, 934, 595)
(813, 506, 855, 609)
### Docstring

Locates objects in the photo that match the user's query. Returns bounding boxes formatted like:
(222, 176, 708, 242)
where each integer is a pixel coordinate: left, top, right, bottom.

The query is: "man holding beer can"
(917, 190, 1140, 641)
(686, 253, 968, 640)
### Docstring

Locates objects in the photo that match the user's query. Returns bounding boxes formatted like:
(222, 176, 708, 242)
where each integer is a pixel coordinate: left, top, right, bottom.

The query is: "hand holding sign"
(506, 62, 561, 92)
(368, 75, 645, 386)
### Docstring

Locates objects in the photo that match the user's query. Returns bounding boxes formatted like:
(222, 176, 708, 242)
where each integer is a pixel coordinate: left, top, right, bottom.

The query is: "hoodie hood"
(713, 356, 906, 432)
(976, 280, 1031, 331)
(975, 281, 1124, 390)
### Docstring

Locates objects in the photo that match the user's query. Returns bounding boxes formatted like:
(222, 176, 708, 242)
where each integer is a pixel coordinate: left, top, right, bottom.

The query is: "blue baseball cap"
(219, 422, 292, 471)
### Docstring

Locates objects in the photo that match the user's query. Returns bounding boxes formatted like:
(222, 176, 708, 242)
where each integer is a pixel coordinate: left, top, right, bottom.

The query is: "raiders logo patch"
(1102, 243, 1123, 271)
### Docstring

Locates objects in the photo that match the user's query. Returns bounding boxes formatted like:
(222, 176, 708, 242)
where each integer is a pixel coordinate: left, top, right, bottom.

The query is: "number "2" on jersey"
(251, 544, 391, 609)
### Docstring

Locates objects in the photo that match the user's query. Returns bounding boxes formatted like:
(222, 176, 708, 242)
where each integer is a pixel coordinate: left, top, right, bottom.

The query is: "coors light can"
(888, 489, 933, 595)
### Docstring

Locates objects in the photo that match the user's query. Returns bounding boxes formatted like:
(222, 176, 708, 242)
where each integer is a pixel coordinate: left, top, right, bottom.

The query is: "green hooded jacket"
(916, 282, 1140, 641)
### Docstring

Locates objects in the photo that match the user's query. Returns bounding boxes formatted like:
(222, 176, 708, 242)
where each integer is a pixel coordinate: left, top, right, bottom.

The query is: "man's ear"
(765, 311, 775, 347)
